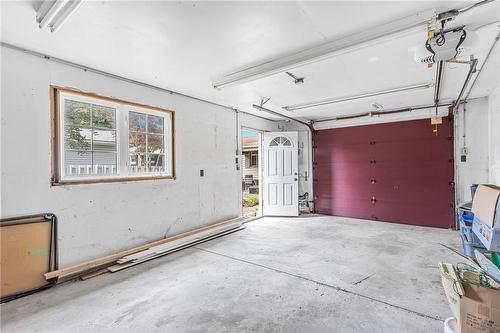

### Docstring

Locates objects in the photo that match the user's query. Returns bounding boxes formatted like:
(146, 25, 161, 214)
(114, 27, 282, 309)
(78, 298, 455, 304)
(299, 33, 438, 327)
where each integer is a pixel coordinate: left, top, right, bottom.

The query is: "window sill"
(51, 175, 175, 186)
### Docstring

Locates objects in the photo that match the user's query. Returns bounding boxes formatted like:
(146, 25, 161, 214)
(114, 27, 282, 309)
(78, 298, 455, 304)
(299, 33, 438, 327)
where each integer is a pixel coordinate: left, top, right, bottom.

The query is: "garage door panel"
(317, 197, 374, 219)
(374, 141, 452, 161)
(315, 163, 373, 182)
(313, 117, 454, 228)
(372, 200, 454, 228)
(315, 127, 379, 145)
(375, 161, 453, 183)
(315, 144, 373, 164)
(374, 186, 453, 205)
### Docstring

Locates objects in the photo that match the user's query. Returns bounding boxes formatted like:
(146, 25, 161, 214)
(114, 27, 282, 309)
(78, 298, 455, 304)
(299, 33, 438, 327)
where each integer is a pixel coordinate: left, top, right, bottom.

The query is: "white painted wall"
(488, 84, 500, 185)
(0, 46, 280, 267)
(455, 98, 490, 203)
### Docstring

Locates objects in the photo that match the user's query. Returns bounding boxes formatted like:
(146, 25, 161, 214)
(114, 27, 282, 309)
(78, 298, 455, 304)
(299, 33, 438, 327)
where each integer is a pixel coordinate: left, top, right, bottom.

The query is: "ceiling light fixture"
(51, 0, 83, 32)
(36, 0, 83, 33)
(283, 82, 433, 111)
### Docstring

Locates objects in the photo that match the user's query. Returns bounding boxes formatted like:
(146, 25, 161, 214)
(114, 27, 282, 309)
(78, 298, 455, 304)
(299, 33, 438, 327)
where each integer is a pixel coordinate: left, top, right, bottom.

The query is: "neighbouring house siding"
(242, 149, 259, 180)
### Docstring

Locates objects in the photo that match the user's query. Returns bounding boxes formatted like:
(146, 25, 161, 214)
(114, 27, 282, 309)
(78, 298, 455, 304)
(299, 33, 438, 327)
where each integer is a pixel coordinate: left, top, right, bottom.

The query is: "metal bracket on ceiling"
(260, 97, 271, 107)
(285, 72, 305, 84)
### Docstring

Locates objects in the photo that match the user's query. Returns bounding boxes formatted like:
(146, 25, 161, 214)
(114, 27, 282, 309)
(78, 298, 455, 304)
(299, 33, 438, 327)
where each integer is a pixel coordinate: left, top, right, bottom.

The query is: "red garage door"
(314, 117, 455, 228)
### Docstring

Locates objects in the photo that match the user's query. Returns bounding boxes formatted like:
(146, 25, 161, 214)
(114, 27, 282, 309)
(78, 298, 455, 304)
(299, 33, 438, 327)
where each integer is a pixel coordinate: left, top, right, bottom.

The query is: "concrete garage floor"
(1, 216, 462, 332)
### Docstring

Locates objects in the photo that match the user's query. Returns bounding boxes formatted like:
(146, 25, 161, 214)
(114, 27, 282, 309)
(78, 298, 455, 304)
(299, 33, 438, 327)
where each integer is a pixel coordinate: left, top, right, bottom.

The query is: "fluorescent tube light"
(38, 0, 66, 29)
(50, 0, 83, 32)
(36, 0, 56, 23)
(283, 83, 434, 111)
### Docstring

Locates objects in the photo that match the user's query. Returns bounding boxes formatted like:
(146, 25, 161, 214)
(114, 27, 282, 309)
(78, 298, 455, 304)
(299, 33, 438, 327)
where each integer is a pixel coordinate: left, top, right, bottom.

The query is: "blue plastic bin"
(459, 216, 483, 247)
(471, 184, 479, 200)
(461, 234, 488, 258)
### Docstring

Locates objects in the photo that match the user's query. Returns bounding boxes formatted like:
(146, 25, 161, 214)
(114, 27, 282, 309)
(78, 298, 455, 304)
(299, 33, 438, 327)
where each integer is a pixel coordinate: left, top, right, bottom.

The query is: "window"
(52, 87, 174, 184)
(269, 136, 292, 147)
(250, 152, 258, 167)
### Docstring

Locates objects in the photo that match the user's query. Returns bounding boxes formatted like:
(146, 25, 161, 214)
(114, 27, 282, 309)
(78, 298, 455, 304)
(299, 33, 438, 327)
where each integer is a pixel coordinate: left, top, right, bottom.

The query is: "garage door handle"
(371, 196, 377, 204)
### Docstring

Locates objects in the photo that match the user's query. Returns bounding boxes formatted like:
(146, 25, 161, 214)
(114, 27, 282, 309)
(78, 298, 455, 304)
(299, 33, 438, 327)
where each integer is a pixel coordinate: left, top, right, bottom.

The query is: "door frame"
(240, 126, 264, 218)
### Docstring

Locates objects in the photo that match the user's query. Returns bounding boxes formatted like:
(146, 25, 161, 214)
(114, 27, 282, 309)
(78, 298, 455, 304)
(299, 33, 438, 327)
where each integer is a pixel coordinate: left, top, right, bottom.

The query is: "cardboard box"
(441, 270, 500, 333)
(472, 185, 500, 229)
(472, 216, 500, 252)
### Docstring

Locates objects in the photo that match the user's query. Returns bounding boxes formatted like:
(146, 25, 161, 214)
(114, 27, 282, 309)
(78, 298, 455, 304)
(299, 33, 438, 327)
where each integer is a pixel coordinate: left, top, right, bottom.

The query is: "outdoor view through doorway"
(241, 129, 260, 218)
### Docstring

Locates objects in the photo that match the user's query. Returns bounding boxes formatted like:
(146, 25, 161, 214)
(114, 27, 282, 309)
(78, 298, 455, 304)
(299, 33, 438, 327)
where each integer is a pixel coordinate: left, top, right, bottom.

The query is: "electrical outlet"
(461, 155, 467, 162)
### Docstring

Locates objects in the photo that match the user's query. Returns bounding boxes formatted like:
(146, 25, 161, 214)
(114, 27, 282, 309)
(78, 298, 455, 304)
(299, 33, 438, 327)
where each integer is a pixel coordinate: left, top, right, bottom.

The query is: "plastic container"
(492, 252, 500, 269)
(444, 317, 458, 333)
(461, 234, 487, 258)
(457, 203, 474, 227)
(471, 184, 479, 200)
(459, 216, 482, 246)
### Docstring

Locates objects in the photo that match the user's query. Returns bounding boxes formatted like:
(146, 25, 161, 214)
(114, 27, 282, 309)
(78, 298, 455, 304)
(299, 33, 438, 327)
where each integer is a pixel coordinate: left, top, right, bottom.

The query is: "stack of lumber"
(108, 219, 244, 272)
(44, 217, 244, 281)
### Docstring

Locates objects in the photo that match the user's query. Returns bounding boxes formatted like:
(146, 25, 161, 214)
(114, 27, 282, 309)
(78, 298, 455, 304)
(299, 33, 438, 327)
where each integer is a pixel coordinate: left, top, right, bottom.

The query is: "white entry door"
(262, 132, 299, 216)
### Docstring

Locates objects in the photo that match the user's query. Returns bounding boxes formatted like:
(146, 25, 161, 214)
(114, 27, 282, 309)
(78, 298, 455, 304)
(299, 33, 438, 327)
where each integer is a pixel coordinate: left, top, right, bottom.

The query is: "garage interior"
(1, 1, 500, 332)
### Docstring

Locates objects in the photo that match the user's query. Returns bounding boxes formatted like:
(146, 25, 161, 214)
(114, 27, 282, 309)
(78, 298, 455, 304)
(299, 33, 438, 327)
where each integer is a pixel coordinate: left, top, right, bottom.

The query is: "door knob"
(294, 178, 298, 181)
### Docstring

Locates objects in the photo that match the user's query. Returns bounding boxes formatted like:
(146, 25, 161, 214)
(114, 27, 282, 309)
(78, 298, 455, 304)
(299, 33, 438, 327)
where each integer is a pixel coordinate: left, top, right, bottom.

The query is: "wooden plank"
(117, 221, 242, 263)
(79, 268, 109, 281)
(44, 217, 244, 280)
(108, 226, 245, 273)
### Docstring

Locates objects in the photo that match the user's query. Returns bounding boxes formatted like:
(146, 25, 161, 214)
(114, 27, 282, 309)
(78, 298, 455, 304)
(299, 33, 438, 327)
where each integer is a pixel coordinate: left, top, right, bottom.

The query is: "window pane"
(93, 129, 117, 152)
(147, 134, 164, 153)
(65, 100, 91, 127)
(128, 154, 148, 173)
(63, 99, 117, 178)
(129, 112, 146, 132)
(92, 105, 115, 129)
(148, 154, 164, 172)
(129, 132, 146, 154)
(64, 126, 91, 151)
(92, 151, 117, 175)
(148, 115, 164, 134)
(64, 150, 92, 177)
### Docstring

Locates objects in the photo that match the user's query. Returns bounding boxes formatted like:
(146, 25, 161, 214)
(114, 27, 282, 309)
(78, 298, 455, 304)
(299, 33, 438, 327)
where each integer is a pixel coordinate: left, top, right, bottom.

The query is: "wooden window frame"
(50, 86, 176, 186)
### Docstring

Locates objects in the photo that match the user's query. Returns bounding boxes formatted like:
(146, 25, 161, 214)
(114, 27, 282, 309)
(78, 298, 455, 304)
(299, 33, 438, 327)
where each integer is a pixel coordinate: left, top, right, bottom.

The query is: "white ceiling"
(1, 1, 499, 123)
